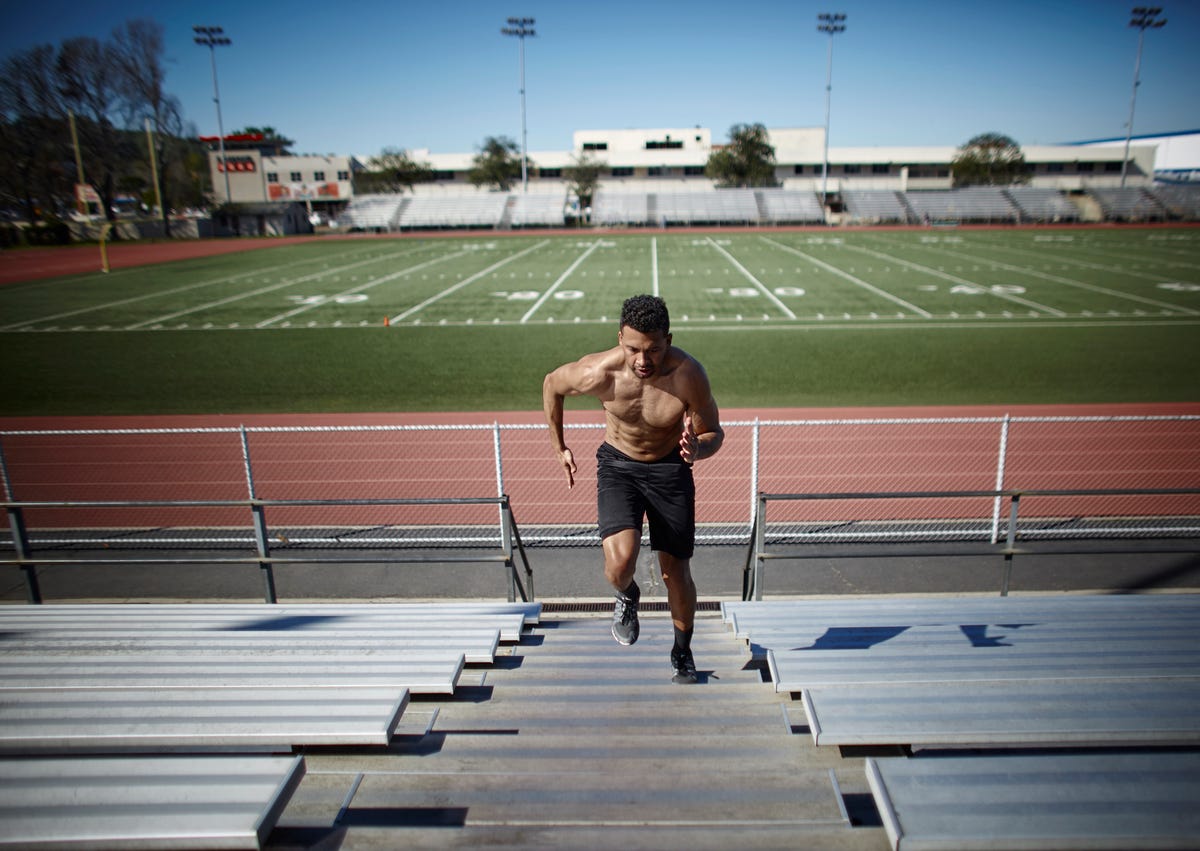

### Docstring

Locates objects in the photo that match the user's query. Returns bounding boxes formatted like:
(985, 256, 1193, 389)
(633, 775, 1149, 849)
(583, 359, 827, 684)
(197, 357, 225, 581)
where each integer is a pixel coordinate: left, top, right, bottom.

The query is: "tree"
(705, 123, 777, 188)
(564, 151, 604, 217)
(0, 44, 71, 221)
(951, 133, 1029, 187)
(110, 19, 184, 233)
(56, 36, 131, 222)
(469, 136, 526, 191)
(356, 147, 433, 193)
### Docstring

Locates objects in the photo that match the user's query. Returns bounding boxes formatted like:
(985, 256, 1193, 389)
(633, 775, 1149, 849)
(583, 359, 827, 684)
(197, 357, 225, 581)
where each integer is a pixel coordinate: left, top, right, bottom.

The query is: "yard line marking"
(256, 250, 472, 327)
(911, 241, 1200, 316)
(760, 237, 931, 319)
(395, 240, 550, 324)
(521, 240, 601, 323)
(707, 238, 796, 319)
(125, 247, 434, 329)
(651, 237, 660, 297)
(843, 242, 1068, 317)
(0, 244, 386, 331)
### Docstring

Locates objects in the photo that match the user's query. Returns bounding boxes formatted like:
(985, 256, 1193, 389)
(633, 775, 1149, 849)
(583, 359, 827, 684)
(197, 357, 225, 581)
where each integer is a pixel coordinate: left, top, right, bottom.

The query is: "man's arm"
(679, 362, 724, 464)
(542, 357, 601, 488)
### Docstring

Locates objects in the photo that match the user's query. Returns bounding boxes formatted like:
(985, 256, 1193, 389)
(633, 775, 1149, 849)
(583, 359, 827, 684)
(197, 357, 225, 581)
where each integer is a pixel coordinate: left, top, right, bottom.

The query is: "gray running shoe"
(611, 583, 640, 646)
(671, 647, 698, 684)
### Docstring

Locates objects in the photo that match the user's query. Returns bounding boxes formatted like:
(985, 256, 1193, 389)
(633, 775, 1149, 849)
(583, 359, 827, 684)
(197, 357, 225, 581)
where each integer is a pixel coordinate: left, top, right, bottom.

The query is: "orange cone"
(383, 316, 390, 327)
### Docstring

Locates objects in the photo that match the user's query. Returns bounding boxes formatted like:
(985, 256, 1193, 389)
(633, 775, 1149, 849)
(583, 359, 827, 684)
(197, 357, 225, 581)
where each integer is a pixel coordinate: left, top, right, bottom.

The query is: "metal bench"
(0, 754, 305, 849)
(0, 686, 409, 752)
(866, 751, 1200, 851)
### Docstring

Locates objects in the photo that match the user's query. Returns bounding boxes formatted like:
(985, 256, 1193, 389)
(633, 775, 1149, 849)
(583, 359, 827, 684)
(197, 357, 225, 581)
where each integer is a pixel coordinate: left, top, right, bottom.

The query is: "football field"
(1, 227, 1198, 414)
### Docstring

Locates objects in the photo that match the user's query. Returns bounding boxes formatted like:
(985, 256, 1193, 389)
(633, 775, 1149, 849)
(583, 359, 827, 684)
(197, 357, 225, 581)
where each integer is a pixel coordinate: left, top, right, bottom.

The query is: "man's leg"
(603, 529, 641, 645)
(659, 551, 698, 684)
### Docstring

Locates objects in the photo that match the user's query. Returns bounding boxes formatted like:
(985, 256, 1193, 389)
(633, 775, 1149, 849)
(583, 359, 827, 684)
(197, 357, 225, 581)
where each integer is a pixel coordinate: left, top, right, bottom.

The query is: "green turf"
(1, 229, 1197, 415)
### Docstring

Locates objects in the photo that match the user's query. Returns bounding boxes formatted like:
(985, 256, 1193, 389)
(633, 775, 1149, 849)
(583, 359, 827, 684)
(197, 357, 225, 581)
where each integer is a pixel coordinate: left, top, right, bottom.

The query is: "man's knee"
(657, 552, 693, 586)
(602, 531, 639, 587)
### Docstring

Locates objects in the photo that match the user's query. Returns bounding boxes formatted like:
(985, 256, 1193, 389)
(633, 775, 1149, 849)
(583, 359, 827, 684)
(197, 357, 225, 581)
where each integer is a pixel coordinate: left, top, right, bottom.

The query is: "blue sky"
(2, 0, 1196, 159)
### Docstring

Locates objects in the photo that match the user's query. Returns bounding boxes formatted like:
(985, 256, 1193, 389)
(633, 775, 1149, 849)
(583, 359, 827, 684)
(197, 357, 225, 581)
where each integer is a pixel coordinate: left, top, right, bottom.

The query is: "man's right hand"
(558, 448, 578, 489)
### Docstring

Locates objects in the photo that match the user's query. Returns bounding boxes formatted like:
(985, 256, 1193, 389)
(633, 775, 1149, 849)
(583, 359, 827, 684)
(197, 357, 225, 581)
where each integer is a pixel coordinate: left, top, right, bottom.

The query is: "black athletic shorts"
(596, 441, 695, 559)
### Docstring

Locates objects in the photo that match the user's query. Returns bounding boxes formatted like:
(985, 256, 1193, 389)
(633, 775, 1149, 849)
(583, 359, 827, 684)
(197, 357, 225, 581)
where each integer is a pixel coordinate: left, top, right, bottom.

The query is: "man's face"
(619, 326, 670, 380)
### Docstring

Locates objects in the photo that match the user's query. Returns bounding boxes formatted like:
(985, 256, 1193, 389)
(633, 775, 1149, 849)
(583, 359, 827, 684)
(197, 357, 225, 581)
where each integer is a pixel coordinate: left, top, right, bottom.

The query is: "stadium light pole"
(194, 25, 233, 205)
(1120, 7, 1167, 188)
(817, 12, 846, 208)
(501, 17, 535, 194)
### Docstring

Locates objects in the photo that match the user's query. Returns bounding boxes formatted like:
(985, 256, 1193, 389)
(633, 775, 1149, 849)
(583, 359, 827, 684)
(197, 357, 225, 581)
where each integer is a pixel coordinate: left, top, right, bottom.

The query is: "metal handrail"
(744, 487, 1200, 601)
(2, 495, 534, 605)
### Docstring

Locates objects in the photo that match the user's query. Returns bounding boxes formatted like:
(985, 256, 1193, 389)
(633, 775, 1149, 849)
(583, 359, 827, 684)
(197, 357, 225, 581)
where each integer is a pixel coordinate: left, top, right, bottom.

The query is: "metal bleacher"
(723, 593, 1200, 850)
(904, 187, 1018, 223)
(842, 190, 912, 224)
(397, 192, 509, 229)
(510, 191, 567, 227)
(0, 601, 540, 849)
(339, 194, 406, 230)
(1003, 186, 1081, 222)
(1089, 187, 1169, 222)
(655, 188, 760, 225)
(758, 189, 826, 224)
(592, 190, 649, 225)
(1153, 184, 1200, 220)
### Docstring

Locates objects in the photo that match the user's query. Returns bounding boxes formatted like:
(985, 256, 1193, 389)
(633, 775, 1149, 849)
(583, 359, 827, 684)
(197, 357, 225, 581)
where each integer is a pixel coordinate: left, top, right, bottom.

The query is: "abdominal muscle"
(603, 407, 682, 461)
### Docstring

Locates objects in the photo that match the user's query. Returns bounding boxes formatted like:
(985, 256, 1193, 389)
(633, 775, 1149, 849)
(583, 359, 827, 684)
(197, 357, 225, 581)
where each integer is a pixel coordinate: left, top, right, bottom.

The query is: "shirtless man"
(542, 295, 724, 684)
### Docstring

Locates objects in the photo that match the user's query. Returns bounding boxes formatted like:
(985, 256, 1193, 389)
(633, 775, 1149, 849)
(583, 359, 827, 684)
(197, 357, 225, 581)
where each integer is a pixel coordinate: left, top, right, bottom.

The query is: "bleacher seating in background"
(593, 191, 649, 226)
(338, 184, 1195, 230)
(1004, 187, 1081, 222)
(842, 190, 911, 224)
(398, 193, 509, 229)
(905, 188, 1017, 223)
(1089, 188, 1168, 222)
(1150, 184, 1200, 220)
(340, 194, 406, 230)
(510, 191, 567, 228)
(655, 188, 759, 225)
(758, 189, 826, 224)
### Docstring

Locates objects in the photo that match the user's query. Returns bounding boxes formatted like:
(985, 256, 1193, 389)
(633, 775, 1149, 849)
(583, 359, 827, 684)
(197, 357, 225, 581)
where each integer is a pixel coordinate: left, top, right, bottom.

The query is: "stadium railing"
(2, 415, 1196, 601)
(742, 486, 1200, 600)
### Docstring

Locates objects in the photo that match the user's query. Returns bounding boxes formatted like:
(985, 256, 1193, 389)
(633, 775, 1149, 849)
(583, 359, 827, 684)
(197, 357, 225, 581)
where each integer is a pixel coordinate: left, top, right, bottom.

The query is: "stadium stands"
(592, 190, 649, 226)
(655, 188, 759, 225)
(399, 192, 509, 229)
(510, 190, 567, 227)
(1089, 187, 1168, 222)
(339, 194, 407, 230)
(339, 184, 1195, 230)
(1004, 186, 1081, 222)
(842, 189, 911, 224)
(1151, 184, 1200, 219)
(905, 187, 1018, 223)
(758, 189, 826, 224)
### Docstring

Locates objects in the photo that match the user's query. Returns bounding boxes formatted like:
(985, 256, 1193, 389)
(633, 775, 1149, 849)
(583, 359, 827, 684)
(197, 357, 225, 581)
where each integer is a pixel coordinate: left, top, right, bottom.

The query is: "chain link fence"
(3, 415, 1198, 553)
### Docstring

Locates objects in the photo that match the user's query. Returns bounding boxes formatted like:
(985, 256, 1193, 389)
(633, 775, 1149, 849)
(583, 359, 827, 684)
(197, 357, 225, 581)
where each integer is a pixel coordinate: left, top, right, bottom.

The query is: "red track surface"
(2, 403, 1197, 530)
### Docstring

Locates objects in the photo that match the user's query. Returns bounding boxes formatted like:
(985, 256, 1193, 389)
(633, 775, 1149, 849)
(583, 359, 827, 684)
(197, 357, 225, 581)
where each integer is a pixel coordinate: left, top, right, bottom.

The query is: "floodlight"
(501, 17, 536, 194)
(195, 25, 234, 204)
(1121, 5, 1167, 188)
(817, 12, 847, 205)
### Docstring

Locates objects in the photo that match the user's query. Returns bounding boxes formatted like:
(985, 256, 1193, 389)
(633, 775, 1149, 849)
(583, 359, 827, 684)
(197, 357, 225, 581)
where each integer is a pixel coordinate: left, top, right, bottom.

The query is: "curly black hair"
(619, 294, 670, 335)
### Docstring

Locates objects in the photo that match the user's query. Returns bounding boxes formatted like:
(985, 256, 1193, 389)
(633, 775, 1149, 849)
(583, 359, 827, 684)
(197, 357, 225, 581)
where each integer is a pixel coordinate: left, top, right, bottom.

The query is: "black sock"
(620, 579, 640, 602)
(673, 624, 693, 654)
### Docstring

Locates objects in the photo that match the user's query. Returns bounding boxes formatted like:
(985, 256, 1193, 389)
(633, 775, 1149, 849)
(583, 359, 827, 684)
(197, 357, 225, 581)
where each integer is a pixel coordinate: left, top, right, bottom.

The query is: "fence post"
(239, 427, 277, 603)
(1001, 492, 1021, 597)
(753, 493, 768, 601)
(749, 418, 761, 536)
(0, 437, 40, 603)
(493, 422, 507, 534)
(991, 414, 1011, 544)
